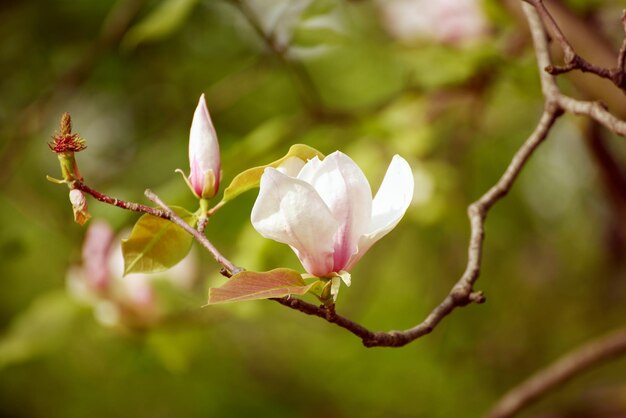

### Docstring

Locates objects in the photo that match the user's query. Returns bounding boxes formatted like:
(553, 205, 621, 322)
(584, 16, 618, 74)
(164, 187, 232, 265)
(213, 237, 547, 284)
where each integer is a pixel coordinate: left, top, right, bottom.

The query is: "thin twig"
(524, 0, 576, 62)
(557, 96, 626, 137)
(144, 189, 242, 277)
(486, 327, 626, 418)
(73, 180, 241, 276)
(524, 0, 626, 92)
(72, 181, 169, 219)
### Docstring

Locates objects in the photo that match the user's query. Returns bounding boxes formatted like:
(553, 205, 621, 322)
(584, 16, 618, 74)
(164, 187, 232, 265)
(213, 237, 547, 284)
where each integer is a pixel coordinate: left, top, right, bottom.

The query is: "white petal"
(251, 168, 338, 276)
(337, 270, 351, 287)
(296, 155, 323, 182)
(297, 151, 372, 271)
(345, 155, 414, 270)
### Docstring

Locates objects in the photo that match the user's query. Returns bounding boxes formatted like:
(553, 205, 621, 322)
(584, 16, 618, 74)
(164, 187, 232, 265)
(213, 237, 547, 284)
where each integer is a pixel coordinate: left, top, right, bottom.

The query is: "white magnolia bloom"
(188, 94, 220, 199)
(251, 151, 414, 278)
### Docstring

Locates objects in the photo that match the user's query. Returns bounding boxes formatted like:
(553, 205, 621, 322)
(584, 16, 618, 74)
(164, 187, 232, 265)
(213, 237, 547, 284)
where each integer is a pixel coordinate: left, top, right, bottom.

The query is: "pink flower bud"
(69, 189, 91, 225)
(188, 94, 220, 199)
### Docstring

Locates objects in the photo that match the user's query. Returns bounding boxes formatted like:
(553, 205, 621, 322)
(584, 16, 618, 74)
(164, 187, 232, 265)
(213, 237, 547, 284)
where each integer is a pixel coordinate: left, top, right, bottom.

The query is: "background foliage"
(1, 0, 626, 417)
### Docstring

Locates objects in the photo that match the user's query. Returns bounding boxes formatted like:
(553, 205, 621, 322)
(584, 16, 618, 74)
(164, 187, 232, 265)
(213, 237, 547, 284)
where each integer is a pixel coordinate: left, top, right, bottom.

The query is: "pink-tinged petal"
(297, 151, 372, 271)
(251, 168, 338, 277)
(82, 220, 115, 291)
(296, 155, 323, 182)
(345, 155, 414, 270)
(188, 94, 220, 198)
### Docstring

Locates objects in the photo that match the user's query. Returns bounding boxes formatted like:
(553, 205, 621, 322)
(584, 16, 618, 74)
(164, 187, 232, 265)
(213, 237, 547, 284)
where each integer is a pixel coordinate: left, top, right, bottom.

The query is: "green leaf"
(122, 206, 196, 275)
(208, 268, 322, 304)
(122, 0, 200, 50)
(220, 144, 324, 204)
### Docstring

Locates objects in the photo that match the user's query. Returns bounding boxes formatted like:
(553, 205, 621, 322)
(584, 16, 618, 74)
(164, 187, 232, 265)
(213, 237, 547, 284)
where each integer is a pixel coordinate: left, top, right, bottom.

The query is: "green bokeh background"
(1, 0, 626, 417)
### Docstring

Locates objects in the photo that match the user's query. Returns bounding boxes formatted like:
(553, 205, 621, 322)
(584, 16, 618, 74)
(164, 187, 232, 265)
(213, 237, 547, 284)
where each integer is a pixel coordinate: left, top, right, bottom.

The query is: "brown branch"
(144, 189, 242, 277)
(485, 327, 626, 418)
(72, 179, 241, 277)
(524, 0, 626, 92)
(557, 96, 626, 137)
(484, 5, 626, 416)
(522, 2, 626, 138)
(72, 181, 169, 219)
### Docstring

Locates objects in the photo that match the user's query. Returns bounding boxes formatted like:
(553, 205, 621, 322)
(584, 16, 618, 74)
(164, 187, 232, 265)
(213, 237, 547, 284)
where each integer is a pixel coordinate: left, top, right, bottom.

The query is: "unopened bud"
(69, 189, 91, 225)
(188, 94, 221, 199)
(49, 113, 86, 182)
(49, 113, 86, 154)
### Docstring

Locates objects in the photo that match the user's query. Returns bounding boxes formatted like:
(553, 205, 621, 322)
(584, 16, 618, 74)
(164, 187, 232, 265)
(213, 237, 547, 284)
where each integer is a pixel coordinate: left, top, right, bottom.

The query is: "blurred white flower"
(378, 0, 488, 45)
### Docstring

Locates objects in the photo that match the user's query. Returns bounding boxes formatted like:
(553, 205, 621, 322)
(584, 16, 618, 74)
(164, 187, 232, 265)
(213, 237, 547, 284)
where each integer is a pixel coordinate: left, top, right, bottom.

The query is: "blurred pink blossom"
(67, 220, 197, 327)
(379, 0, 488, 45)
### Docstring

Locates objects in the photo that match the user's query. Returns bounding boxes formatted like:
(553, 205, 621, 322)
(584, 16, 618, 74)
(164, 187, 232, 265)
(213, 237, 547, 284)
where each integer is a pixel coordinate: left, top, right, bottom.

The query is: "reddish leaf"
(208, 268, 320, 304)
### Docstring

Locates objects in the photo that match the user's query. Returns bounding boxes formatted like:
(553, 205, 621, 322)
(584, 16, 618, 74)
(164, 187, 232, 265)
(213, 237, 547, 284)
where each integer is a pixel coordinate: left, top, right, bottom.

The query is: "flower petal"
(251, 168, 338, 276)
(297, 151, 372, 271)
(345, 155, 414, 270)
(82, 220, 115, 291)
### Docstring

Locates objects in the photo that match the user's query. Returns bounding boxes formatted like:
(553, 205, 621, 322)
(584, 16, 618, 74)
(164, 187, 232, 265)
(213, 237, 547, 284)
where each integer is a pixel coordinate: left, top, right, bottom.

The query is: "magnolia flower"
(251, 151, 414, 279)
(187, 94, 220, 199)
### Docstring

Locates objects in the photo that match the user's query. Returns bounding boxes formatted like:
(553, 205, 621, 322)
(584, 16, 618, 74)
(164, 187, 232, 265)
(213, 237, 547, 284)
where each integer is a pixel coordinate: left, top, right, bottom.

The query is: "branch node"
(469, 291, 486, 304)
(468, 203, 483, 218)
(451, 285, 472, 306)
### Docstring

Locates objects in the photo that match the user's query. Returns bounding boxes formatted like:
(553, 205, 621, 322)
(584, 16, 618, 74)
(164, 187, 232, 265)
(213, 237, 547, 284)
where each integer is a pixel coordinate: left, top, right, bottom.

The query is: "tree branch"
(71, 180, 241, 277)
(486, 327, 626, 418)
(72, 181, 169, 220)
(483, 4, 626, 416)
(524, 0, 626, 92)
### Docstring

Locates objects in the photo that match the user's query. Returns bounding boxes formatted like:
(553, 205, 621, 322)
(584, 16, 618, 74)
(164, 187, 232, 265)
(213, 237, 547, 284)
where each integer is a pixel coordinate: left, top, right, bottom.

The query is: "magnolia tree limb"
(523, 0, 626, 92)
(72, 181, 170, 220)
(486, 327, 626, 418)
(484, 3, 626, 416)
